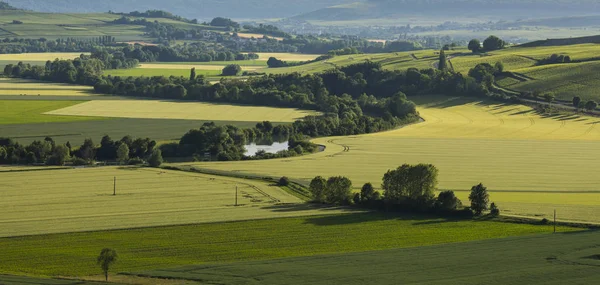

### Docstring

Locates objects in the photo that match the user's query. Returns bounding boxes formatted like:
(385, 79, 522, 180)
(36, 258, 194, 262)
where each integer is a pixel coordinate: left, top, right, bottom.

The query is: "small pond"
(244, 141, 289, 156)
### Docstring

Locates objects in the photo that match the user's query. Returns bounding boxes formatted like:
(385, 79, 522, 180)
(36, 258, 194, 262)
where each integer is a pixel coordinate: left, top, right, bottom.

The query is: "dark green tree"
(382, 164, 438, 201)
(469, 183, 489, 216)
(116, 143, 129, 164)
(97, 248, 118, 281)
(543, 93, 555, 103)
(490, 202, 500, 216)
(360, 182, 377, 203)
(148, 149, 163, 167)
(190, 67, 196, 81)
(278, 176, 290, 186)
(468, 39, 481, 53)
(309, 176, 327, 203)
(438, 49, 448, 71)
(222, 64, 242, 76)
(325, 176, 352, 205)
(483, 35, 506, 51)
(573, 96, 581, 108)
(436, 190, 462, 211)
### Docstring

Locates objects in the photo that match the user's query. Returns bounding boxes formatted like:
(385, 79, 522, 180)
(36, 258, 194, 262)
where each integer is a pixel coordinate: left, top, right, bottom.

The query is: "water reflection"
(244, 141, 289, 156)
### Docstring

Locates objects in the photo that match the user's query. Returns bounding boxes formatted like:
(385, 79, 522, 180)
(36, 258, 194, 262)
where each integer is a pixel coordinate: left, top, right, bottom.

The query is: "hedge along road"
(173, 96, 600, 223)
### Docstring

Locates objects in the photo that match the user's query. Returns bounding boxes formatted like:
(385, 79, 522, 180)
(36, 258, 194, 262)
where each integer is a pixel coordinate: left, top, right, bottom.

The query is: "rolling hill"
(3, 0, 350, 20)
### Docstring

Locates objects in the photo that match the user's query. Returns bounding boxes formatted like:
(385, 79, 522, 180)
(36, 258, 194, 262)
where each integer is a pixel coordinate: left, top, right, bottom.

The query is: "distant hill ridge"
(518, 35, 600, 48)
(0, 1, 19, 10)
(294, 0, 600, 21)
(3, 0, 350, 19)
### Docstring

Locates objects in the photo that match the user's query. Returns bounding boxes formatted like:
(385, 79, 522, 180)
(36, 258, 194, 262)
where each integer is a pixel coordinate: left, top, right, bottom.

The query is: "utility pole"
(235, 185, 238, 206)
(553, 209, 556, 233)
(113, 176, 116, 196)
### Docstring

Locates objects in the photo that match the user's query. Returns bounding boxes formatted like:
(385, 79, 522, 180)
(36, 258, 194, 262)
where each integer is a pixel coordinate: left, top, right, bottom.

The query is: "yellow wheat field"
(0, 78, 94, 96)
(0, 167, 352, 237)
(175, 96, 600, 223)
(44, 100, 318, 122)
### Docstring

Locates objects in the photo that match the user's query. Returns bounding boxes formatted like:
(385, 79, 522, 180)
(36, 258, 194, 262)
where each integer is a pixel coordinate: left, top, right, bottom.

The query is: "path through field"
(177, 96, 600, 223)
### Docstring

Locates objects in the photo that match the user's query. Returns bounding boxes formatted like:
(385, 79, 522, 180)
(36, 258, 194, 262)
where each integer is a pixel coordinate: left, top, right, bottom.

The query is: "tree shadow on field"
(260, 203, 359, 213)
(509, 109, 535, 116)
(302, 212, 471, 226)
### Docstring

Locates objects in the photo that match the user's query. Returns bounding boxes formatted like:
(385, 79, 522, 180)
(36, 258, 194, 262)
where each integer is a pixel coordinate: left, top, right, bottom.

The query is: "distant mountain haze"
(294, 0, 600, 21)
(3, 0, 349, 19)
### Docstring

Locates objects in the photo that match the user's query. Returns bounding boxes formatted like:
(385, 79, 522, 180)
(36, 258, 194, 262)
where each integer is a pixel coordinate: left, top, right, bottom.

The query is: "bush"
(278, 176, 290, 186)
(540, 218, 550, 225)
(127, 157, 145, 165)
(72, 157, 89, 166)
(489, 202, 500, 216)
(148, 149, 163, 167)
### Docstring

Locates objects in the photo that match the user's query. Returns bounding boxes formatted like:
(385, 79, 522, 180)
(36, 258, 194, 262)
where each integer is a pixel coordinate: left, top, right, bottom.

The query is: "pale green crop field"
(45, 99, 318, 122)
(173, 96, 600, 223)
(0, 167, 352, 237)
(0, 78, 94, 96)
(104, 68, 221, 78)
(0, 100, 103, 124)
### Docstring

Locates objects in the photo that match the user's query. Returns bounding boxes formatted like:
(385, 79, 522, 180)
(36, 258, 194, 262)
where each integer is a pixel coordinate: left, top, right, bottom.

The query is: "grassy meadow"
(0, 167, 351, 237)
(136, 230, 600, 285)
(0, 78, 94, 96)
(104, 68, 221, 78)
(0, 100, 103, 124)
(44, 99, 318, 122)
(172, 96, 600, 223)
(0, 212, 573, 277)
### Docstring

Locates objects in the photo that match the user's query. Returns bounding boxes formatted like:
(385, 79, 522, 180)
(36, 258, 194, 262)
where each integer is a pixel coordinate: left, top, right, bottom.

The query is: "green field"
(172, 96, 600, 223)
(0, 117, 267, 145)
(0, 212, 573, 277)
(0, 167, 351, 237)
(135, 230, 600, 285)
(0, 78, 94, 96)
(0, 100, 103, 124)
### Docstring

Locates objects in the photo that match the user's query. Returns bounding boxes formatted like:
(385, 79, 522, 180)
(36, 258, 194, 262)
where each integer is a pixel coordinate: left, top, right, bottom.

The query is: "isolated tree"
(116, 143, 129, 164)
(97, 248, 118, 282)
(436, 190, 462, 211)
(483, 35, 505, 51)
(148, 149, 163, 167)
(325, 176, 352, 205)
(468, 39, 481, 53)
(438, 49, 448, 71)
(222, 64, 241, 76)
(469, 183, 489, 216)
(278, 176, 290, 186)
(585, 100, 597, 111)
(267, 57, 286, 68)
(309, 176, 327, 203)
(190, 67, 196, 81)
(573, 96, 582, 108)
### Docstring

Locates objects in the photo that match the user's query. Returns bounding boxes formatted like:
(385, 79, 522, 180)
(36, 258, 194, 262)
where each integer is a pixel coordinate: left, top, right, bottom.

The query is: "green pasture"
(0, 117, 267, 145)
(151, 60, 268, 66)
(136, 230, 600, 285)
(0, 100, 102, 124)
(497, 61, 600, 101)
(104, 68, 221, 78)
(0, 212, 573, 277)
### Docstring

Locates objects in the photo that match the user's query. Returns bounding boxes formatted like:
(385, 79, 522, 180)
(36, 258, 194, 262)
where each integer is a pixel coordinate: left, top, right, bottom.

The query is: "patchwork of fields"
(0, 78, 94, 96)
(0, 167, 350, 237)
(174, 96, 600, 223)
(0, 100, 102, 124)
(0, 212, 572, 276)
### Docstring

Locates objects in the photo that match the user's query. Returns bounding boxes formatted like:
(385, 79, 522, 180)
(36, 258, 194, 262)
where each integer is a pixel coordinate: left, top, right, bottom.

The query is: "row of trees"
(308, 164, 498, 216)
(0, 135, 162, 166)
(572, 96, 598, 111)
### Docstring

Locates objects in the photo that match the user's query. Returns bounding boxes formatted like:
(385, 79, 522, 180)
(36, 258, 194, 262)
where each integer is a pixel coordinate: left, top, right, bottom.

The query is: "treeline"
(308, 163, 499, 217)
(112, 9, 198, 24)
(468, 35, 507, 53)
(0, 136, 160, 166)
(3, 50, 139, 84)
(120, 44, 259, 62)
(0, 38, 115, 54)
(243, 24, 291, 38)
(266, 55, 332, 68)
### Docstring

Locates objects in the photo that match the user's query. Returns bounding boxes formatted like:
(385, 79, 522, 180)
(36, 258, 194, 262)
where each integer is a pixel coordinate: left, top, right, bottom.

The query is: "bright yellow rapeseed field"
(44, 100, 319, 122)
(176, 96, 600, 223)
(0, 167, 352, 237)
